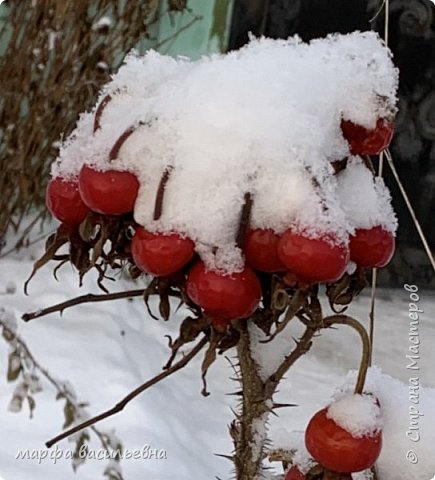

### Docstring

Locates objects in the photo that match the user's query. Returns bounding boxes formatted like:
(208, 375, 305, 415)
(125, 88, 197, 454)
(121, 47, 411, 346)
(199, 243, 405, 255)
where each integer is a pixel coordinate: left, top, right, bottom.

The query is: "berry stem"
(323, 314, 371, 395)
(108, 124, 138, 161)
(236, 192, 253, 249)
(93, 93, 113, 133)
(153, 166, 173, 221)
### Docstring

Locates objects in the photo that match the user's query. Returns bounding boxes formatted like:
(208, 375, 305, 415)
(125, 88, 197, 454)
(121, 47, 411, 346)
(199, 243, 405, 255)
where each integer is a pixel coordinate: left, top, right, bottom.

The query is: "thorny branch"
(22, 289, 145, 322)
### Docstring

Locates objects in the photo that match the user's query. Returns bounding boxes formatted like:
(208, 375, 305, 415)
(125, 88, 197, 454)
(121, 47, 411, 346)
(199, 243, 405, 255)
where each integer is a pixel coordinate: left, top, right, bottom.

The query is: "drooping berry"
(341, 118, 394, 156)
(131, 228, 195, 277)
(349, 226, 395, 268)
(305, 407, 382, 473)
(78, 165, 139, 215)
(186, 262, 261, 321)
(277, 231, 349, 283)
(244, 228, 286, 273)
(46, 177, 90, 226)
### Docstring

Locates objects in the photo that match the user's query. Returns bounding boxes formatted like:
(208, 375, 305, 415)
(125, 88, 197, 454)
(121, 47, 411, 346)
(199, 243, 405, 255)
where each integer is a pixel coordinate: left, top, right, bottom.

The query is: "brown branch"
(93, 93, 113, 133)
(22, 289, 145, 322)
(153, 166, 173, 221)
(323, 315, 371, 394)
(45, 336, 208, 448)
(265, 324, 317, 398)
(234, 320, 269, 480)
(260, 289, 305, 343)
(236, 192, 253, 249)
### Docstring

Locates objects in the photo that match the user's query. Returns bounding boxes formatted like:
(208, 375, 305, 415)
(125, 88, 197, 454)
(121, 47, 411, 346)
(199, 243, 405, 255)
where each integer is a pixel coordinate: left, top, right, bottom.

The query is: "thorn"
(214, 453, 234, 462)
(226, 391, 243, 396)
(273, 402, 298, 409)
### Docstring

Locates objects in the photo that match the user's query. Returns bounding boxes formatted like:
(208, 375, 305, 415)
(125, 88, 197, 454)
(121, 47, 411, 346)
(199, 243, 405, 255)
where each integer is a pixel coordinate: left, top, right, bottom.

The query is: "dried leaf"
(7, 350, 22, 382)
(201, 331, 222, 396)
(27, 395, 36, 418)
(72, 431, 90, 472)
(24, 225, 70, 293)
(159, 292, 170, 321)
(63, 400, 76, 429)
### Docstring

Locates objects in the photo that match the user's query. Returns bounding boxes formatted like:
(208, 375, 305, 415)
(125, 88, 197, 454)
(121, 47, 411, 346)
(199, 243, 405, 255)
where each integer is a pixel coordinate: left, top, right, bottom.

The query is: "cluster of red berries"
(46, 118, 395, 330)
(285, 400, 382, 479)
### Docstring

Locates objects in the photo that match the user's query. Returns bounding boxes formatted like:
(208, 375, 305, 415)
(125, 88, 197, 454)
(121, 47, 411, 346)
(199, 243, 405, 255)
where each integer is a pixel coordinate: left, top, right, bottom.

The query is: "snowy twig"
(46, 336, 208, 448)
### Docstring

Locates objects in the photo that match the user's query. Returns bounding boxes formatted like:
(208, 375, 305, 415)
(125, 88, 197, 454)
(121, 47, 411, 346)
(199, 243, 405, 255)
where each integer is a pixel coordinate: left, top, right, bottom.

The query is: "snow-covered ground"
(0, 231, 434, 480)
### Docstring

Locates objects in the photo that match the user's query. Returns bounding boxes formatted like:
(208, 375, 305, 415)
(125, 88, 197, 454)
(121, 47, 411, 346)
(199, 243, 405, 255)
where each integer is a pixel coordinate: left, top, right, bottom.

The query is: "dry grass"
(0, 0, 164, 249)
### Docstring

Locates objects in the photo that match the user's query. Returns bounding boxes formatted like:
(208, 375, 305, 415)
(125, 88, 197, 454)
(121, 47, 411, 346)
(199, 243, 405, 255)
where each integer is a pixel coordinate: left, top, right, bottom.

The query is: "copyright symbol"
(406, 450, 418, 464)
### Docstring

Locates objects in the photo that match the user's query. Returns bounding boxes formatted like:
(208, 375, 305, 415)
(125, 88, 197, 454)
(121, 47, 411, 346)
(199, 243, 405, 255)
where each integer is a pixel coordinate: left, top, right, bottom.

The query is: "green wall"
(139, 0, 234, 58)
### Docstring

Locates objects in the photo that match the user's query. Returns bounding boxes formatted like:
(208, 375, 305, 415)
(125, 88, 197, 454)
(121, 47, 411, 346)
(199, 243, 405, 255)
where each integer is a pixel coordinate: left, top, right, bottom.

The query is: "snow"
(1, 229, 434, 480)
(51, 31, 398, 272)
(337, 157, 398, 232)
(326, 393, 382, 437)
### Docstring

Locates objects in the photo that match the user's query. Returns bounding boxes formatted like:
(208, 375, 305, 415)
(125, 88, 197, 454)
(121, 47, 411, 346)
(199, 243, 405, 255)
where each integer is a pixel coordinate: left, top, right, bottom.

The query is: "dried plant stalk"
(0, 0, 163, 247)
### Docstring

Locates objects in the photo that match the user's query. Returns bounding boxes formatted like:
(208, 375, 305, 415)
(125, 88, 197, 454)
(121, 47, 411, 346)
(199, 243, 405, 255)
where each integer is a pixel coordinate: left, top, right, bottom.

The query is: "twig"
(45, 336, 208, 448)
(22, 289, 145, 322)
(265, 324, 317, 397)
(385, 149, 435, 273)
(153, 15, 203, 50)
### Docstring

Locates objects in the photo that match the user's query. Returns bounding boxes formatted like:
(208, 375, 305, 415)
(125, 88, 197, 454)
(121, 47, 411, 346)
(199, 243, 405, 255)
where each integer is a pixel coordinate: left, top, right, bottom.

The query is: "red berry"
(341, 118, 394, 156)
(350, 226, 395, 268)
(305, 408, 382, 473)
(277, 231, 349, 283)
(285, 466, 306, 480)
(78, 165, 139, 215)
(186, 262, 261, 320)
(46, 177, 90, 226)
(131, 228, 195, 277)
(244, 228, 286, 273)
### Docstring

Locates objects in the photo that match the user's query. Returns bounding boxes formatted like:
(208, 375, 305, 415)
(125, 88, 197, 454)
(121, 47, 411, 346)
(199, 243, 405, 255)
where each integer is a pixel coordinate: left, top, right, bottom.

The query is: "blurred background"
(1, 0, 434, 287)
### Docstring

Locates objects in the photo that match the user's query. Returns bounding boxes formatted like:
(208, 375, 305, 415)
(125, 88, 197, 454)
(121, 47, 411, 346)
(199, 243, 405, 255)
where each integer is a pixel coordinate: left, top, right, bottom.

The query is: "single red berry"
(341, 118, 394, 156)
(131, 228, 195, 277)
(244, 228, 286, 273)
(277, 231, 349, 283)
(285, 466, 306, 480)
(186, 262, 262, 320)
(305, 408, 382, 473)
(349, 226, 395, 268)
(78, 165, 139, 215)
(46, 177, 90, 226)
